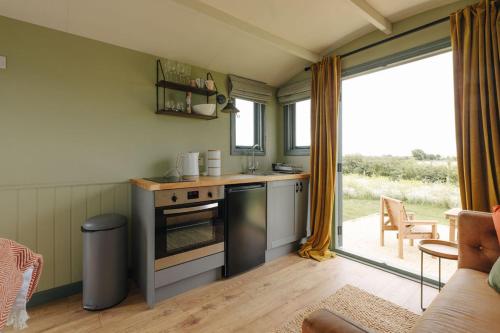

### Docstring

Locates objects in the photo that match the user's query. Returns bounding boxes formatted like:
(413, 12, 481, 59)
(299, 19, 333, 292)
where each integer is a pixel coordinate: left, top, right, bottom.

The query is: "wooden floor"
(11, 255, 439, 333)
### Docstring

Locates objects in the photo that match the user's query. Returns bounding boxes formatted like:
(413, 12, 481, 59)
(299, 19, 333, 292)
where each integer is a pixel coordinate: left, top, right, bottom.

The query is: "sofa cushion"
(458, 211, 500, 273)
(493, 206, 500, 245)
(412, 268, 500, 332)
(489, 257, 500, 293)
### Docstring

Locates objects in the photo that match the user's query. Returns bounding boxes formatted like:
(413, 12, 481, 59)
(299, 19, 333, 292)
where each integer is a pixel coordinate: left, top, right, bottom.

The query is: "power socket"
(0, 56, 6, 69)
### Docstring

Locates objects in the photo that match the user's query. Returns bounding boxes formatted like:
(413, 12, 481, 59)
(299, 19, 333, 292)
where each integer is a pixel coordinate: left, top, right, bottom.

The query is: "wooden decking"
(7, 255, 438, 333)
(341, 214, 458, 282)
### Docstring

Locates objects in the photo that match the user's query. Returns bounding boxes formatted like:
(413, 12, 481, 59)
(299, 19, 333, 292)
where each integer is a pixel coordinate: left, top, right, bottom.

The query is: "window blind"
(277, 78, 311, 104)
(228, 75, 273, 104)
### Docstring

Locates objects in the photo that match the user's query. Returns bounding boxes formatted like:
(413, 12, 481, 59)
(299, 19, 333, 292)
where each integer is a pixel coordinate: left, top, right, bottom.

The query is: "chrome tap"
(248, 144, 260, 174)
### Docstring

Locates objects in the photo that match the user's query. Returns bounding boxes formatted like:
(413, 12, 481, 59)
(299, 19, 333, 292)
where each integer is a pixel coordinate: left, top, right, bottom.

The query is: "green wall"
(0, 0, 477, 294)
(0, 15, 279, 293)
(277, 0, 476, 170)
(0, 15, 279, 187)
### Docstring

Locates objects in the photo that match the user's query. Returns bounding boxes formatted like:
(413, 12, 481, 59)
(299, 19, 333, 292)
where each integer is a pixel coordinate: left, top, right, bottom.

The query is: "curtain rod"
(304, 16, 450, 71)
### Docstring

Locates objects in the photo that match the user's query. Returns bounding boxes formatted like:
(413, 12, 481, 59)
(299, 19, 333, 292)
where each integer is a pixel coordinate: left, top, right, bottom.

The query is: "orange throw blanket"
(0, 239, 43, 331)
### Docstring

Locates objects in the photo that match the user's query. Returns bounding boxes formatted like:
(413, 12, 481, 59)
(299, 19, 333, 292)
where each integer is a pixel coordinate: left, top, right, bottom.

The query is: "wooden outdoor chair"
(380, 196, 438, 259)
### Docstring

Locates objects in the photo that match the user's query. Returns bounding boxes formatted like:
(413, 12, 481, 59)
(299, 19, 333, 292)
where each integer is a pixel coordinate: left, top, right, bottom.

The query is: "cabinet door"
(294, 179, 309, 241)
(267, 180, 296, 250)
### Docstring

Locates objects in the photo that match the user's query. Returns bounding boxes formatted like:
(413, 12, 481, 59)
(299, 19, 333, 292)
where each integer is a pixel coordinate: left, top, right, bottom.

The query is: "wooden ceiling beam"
(347, 0, 392, 34)
(171, 0, 321, 63)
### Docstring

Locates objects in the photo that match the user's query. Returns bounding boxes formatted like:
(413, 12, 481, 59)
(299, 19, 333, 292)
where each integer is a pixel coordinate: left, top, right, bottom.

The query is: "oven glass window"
(155, 203, 224, 259)
(166, 209, 217, 254)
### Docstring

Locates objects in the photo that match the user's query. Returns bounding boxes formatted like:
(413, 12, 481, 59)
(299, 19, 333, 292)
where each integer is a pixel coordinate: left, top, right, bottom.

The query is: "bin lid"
(82, 213, 127, 232)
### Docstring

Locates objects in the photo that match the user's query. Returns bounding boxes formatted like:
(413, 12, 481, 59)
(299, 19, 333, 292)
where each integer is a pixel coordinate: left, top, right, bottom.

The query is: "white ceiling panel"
(201, 0, 371, 53)
(0, 0, 462, 86)
(368, 0, 459, 21)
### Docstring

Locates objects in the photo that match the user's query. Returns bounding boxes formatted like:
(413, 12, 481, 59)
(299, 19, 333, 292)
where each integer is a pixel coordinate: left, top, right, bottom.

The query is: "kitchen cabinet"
(131, 174, 310, 307)
(294, 179, 309, 242)
(266, 179, 309, 253)
(132, 185, 225, 308)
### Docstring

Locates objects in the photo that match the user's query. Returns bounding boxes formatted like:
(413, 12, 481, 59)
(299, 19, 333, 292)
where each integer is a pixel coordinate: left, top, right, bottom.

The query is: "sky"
(295, 99, 311, 147)
(235, 98, 255, 146)
(342, 51, 456, 157)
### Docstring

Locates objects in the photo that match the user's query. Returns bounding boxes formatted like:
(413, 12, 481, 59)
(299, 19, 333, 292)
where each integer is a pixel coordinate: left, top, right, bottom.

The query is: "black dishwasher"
(224, 183, 267, 277)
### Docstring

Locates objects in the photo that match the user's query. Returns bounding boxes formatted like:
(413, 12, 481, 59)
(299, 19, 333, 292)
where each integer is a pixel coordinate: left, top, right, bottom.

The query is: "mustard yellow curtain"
(299, 56, 341, 261)
(451, 0, 500, 212)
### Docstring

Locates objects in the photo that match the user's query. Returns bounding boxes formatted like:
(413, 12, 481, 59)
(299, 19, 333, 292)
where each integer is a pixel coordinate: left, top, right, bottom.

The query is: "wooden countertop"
(131, 173, 310, 191)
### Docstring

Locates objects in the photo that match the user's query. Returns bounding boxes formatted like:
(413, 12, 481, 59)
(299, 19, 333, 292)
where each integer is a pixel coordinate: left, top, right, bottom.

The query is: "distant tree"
(412, 149, 443, 161)
(343, 154, 458, 184)
(412, 149, 426, 160)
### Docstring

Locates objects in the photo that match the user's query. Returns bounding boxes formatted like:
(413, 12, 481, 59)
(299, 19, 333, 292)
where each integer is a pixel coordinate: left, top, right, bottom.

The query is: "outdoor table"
(444, 208, 461, 242)
(418, 239, 458, 311)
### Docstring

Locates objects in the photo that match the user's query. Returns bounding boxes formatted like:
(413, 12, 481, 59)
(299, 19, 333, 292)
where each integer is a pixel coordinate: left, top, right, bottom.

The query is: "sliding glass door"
(335, 47, 459, 283)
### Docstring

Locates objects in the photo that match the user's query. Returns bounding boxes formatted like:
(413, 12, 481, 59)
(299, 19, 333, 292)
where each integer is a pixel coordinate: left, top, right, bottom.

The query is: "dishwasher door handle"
(226, 184, 265, 193)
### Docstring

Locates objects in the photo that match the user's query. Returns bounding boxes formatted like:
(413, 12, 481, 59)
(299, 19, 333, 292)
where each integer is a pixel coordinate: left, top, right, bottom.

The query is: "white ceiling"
(0, 0, 458, 86)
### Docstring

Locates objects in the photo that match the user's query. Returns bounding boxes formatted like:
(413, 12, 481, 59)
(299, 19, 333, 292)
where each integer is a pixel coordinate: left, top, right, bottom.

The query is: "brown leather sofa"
(302, 211, 500, 333)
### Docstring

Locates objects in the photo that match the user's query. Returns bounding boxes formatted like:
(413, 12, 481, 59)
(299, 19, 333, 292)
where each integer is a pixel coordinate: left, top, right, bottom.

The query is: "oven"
(154, 185, 225, 271)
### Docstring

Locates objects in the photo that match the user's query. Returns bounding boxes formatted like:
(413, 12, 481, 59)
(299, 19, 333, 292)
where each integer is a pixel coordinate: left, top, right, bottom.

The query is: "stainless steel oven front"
(154, 186, 225, 271)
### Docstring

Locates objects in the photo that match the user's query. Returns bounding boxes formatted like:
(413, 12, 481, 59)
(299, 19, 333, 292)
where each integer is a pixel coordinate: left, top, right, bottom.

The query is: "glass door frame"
(333, 38, 453, 288)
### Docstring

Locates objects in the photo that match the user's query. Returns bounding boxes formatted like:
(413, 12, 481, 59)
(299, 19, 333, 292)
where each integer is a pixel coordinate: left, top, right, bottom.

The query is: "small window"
(230, 98, 265, 155)
(285, 99, 311, 155)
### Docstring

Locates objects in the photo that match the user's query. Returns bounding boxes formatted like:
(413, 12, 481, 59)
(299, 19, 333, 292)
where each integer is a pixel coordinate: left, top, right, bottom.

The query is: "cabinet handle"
(300, 182, 303, 192)
(295, 182, 299, 193)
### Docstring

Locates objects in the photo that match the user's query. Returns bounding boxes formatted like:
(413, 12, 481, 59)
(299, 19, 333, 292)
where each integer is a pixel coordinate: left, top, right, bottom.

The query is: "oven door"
(154, 200, 224, 271)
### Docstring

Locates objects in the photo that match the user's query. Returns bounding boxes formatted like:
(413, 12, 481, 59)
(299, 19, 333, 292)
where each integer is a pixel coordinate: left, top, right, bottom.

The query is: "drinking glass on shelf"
(184, 65, 191, 84)
(165, 99, 174, 111)
(161, 60, 168, 80)
(166, 60, 177, 82)
(162, 60, 169, 80)
(176, 63, 184, 83)
(176, 101, 185, 112)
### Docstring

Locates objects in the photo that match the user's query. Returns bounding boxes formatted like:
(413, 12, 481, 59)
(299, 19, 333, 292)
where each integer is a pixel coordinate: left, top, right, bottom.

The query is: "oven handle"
(163, 202, 218, 215)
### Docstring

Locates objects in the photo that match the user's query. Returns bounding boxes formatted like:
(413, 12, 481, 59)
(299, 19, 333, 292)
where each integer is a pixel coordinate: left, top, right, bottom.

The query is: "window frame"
(230, 98, 266, 156)
(284, 99, 311, 156)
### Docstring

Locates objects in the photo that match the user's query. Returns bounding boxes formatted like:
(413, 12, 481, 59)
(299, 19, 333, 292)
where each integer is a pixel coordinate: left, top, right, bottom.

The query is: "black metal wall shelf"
(155, 59, 218, 120)
(155, 109, 217, 120)
(156, 80, 217, 96)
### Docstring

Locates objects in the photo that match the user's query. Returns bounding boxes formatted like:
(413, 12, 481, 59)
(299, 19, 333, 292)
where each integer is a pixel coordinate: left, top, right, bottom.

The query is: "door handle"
(163, 202, 218, 215)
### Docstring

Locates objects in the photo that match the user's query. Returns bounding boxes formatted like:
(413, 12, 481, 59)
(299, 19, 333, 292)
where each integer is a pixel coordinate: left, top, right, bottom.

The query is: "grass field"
(343, 174, 459, 208)
(342, 198, 450, 225)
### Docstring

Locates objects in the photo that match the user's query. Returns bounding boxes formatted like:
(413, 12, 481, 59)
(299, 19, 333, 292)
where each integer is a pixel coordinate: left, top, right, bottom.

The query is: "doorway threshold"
(335, 249, 442, 289)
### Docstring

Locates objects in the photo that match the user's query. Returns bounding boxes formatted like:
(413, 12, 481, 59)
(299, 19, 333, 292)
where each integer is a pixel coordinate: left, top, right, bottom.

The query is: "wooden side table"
(444, 208, 461, 242)
(418, 239, 458, 310)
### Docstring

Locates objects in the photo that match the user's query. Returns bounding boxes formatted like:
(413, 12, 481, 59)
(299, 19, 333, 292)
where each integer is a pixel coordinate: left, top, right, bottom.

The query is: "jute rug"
(274, 284, 420, 333)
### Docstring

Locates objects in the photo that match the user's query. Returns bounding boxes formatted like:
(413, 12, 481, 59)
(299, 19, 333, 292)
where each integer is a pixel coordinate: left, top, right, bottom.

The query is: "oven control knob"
(208, 192, 213, 198)
(171, 195, 177, 202)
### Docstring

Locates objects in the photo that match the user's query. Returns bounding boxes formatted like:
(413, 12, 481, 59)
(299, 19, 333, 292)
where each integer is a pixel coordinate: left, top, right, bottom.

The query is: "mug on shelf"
(205, 80, 215, 91)
(195, 78, 205, 89)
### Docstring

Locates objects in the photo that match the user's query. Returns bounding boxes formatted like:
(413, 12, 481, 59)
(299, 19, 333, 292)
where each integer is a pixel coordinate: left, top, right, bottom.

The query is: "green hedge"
(342, 155, 458, 184)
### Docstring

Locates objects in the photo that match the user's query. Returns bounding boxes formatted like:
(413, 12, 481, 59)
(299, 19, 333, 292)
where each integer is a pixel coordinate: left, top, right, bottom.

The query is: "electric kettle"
(176, 152, 199, 179)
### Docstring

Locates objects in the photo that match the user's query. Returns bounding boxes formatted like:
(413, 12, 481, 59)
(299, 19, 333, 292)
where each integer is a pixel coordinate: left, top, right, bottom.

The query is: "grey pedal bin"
(81, 213, 128, 310)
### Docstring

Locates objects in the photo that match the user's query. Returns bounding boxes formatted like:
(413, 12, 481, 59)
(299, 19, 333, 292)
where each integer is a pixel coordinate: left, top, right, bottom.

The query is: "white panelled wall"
(0, 183, 130, 291)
